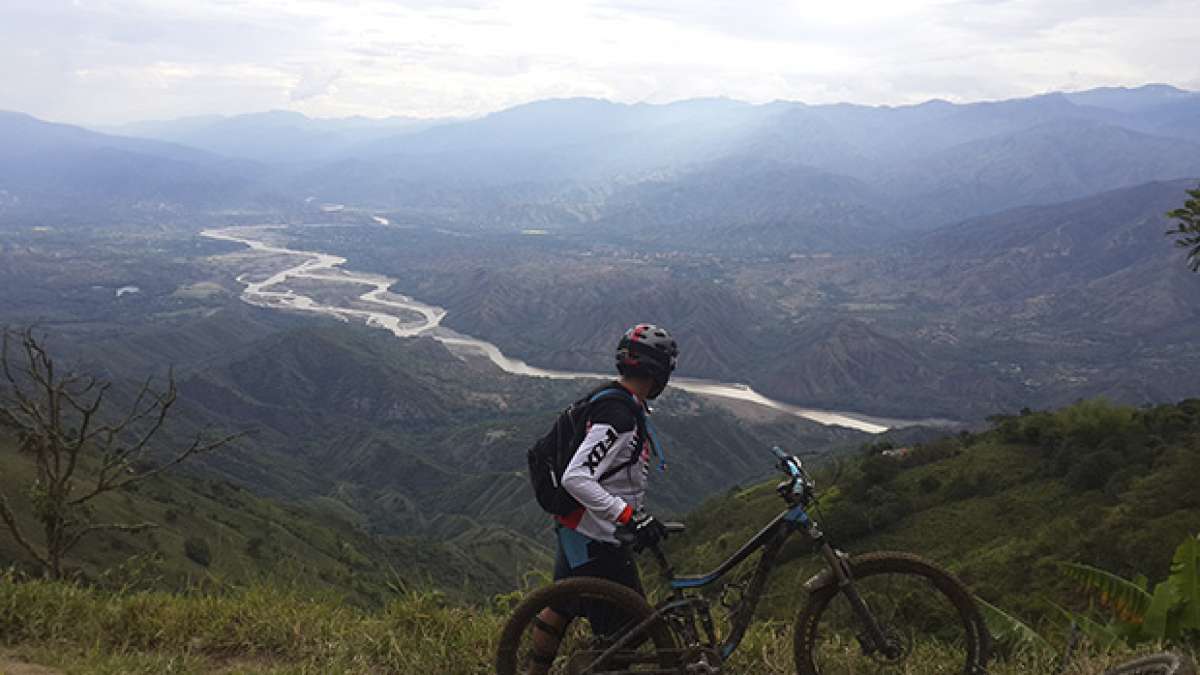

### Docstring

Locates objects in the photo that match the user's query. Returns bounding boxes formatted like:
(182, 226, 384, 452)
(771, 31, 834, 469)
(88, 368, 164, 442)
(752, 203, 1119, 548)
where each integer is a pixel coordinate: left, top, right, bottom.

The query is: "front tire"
(1103, 653, 1198, 675)
(793, 551, 991, 675)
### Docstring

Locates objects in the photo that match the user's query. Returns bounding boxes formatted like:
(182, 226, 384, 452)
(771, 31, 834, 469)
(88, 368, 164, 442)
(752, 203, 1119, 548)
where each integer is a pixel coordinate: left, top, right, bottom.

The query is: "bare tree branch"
(62, 521, 158, 557)
(2, 330, 47, 432)
(0, 486, 49, 569)
(115, 431, 243, 489)
(61, 382, 109, 486)
(0, 326, 237, 578)
(0, 406, 16, 430)
(108, 376, 178, 464)
(70, 431, 245, 505)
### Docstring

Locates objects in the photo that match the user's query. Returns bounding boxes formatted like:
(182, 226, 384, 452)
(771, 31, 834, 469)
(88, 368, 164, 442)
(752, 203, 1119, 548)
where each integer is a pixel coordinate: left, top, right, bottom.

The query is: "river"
(202, 225, 947, 434)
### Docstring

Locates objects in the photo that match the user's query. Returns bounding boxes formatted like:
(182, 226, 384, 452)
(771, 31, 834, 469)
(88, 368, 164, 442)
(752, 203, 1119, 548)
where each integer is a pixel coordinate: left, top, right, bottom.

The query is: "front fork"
(814, 536, 899, 659)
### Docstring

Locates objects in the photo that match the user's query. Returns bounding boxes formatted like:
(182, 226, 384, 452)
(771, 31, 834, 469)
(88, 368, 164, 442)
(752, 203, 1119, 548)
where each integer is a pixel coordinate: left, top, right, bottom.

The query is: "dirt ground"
(0, 656, 62, 675)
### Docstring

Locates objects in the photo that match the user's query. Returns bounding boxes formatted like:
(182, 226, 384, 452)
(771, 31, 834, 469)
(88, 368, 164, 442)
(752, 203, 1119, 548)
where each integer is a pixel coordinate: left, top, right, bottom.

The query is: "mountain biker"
(527, 323, 679, 674)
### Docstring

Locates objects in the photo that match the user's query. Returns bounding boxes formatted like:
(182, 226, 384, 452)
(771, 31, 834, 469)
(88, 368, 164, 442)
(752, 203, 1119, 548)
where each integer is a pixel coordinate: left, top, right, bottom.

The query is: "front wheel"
(793, 551, 991, 675)
(1103, 652, 1197, 675)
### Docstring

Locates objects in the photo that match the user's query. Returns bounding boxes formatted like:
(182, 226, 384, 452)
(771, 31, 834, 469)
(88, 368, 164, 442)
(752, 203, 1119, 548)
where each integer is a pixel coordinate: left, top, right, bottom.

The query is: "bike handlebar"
(772, 445, 803, 477)
(771, 446, 815, 505)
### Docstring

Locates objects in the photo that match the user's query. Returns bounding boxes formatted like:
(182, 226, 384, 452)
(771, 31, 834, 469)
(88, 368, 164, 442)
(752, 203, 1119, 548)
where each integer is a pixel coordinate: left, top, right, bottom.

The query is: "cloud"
(0, 0, 1196, 124)
(290, 67, 342, 102)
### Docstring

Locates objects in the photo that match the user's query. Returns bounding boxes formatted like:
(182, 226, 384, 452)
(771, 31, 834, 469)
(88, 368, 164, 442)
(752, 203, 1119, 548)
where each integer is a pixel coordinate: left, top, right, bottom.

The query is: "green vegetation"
(1059, 534, 1200, 649)
(0, 570, 500, 674)
(1168, 183, 1200, 271)
(0, 397, 1197, 672)
(0, 570, 1185, 674)
(183, 537, 212, 567)
(0, 442, 533, 604)
(671, 398, 1200, 632)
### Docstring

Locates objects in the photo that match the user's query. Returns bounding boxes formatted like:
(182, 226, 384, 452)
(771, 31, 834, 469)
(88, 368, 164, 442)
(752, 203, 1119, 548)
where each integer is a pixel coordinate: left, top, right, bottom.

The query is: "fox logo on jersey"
(582, 427, 619, 474)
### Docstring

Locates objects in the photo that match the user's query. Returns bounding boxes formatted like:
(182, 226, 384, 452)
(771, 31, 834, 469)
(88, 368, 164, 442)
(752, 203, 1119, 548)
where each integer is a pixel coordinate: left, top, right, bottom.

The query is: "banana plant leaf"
(975, 596, 1054, 652)
(1050, 601, 1122, 651)
(1059, 561, 1154, 624)
(1169, 535, 1200, 633)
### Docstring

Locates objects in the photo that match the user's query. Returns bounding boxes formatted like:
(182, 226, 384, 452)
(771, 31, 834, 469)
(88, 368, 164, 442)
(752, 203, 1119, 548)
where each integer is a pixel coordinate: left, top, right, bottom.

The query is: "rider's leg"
(582, 543, 643, 638)
(544, 527, 645, 668)
(528, 607, 566, 675)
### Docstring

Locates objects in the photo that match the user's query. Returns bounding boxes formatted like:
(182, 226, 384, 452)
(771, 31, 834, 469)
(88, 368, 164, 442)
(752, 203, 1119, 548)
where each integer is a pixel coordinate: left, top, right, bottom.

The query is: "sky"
(3, 0, 1199, 125)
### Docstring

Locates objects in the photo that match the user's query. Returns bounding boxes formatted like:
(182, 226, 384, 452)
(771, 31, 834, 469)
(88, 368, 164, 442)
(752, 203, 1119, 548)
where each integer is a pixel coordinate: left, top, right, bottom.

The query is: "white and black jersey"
(558, 386, 651, 544)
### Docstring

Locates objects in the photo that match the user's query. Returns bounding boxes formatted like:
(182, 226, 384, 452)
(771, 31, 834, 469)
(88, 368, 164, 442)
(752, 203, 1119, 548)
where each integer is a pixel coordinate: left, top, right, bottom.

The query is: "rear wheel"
(496, 576, 677, 675)
(793, 551, 990, 675)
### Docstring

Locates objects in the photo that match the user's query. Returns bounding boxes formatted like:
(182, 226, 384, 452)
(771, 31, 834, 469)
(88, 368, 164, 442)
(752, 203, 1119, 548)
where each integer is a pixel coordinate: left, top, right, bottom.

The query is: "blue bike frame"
(633, 499, 822, 661)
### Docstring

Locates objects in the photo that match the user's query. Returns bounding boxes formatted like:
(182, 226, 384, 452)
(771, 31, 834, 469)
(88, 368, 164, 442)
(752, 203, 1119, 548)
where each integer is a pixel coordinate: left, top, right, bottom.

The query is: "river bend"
(203, 225, 939, 434)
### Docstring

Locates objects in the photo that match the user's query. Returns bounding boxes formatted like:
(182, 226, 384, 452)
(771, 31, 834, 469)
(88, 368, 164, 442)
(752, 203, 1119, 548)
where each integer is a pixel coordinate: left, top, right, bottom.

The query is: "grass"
(0, 569, 501, 674)
(1, 570, 1193, 674)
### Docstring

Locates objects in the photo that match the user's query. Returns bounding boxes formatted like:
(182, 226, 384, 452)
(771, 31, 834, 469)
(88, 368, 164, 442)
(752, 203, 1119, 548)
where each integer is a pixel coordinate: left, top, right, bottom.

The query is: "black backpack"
(527, 385, 647, 517)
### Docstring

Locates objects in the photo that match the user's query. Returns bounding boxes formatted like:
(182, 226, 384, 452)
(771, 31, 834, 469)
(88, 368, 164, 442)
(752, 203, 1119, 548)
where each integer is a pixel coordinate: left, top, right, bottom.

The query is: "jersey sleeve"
(560, 419, 639, 523)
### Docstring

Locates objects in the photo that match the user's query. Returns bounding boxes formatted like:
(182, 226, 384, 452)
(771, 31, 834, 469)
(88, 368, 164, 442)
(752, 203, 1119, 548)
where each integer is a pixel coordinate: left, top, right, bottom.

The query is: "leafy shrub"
(183, 537, 212, 567)
(1064, 449, 1122, 491)
(918, 475, 942, 494)
(899, 437, 960, 468)
(245, 536, 266, 559)
(1060, 533, 1200, 648)
(943, 470, 998, 500)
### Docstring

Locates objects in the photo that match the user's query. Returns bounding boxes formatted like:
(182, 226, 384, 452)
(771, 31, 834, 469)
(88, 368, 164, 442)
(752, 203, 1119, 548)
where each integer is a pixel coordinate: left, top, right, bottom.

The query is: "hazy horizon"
(6, 81, 1194, 130)
(4, 0, 1198, 126)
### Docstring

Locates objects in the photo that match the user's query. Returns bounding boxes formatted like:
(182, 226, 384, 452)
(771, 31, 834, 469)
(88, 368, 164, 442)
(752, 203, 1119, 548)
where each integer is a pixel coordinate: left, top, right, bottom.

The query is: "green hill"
(42, 308, 869, 534)
(669, 398, 1200, 624)
(2, 397, 1197, 673)
(0, 309, 868, 602)
(0, 435, 543, 602)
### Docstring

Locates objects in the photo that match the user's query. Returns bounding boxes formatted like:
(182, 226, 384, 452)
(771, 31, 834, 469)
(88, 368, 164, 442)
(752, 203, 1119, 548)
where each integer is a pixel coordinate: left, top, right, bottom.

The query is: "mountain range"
(4, 84, 1197, 419)
(0, 111, 274, 221)
(100, 110, 443, 165)
(3, 83, 1198, 248)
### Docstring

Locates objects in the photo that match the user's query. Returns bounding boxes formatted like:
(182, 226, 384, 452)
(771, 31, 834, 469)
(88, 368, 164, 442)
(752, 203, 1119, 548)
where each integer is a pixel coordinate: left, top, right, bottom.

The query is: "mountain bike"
(496, 446, 992, 674)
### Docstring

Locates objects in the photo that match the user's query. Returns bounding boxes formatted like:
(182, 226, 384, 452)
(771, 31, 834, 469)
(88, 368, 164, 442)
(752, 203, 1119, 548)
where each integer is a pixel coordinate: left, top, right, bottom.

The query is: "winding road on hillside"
(202, 225, 945, 434)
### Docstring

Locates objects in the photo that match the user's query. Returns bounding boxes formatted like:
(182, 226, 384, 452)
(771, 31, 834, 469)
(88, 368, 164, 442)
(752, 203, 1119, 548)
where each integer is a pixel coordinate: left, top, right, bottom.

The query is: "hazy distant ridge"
(3, 84, 1198, 245)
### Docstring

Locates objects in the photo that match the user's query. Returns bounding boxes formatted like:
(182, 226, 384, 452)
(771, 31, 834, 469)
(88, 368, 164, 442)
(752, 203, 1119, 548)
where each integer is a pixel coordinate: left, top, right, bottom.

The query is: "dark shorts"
(551, 527, 644, 638)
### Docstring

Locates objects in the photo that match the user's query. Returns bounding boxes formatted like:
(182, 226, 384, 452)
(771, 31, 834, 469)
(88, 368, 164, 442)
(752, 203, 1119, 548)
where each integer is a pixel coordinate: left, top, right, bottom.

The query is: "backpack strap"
(587, 387, 668, 474)
(644, 416, 668, 472)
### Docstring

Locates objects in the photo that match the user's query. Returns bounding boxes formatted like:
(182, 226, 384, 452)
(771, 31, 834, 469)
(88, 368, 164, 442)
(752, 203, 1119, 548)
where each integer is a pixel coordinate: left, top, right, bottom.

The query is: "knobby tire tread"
(496, 576, 676, 675)
(1102, 652, 1198, 675)
(792, 551, 992, 675)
